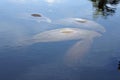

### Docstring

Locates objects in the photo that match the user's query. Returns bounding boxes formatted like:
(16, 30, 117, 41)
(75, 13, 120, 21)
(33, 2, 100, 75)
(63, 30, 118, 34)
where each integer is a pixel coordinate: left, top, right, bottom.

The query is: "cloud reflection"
(9, 0, 63, 4)
(9, 0, 38, 3)
(45, 0, 56, 4)
(56, 18, 106, 33)
(45, 0, 65, 4)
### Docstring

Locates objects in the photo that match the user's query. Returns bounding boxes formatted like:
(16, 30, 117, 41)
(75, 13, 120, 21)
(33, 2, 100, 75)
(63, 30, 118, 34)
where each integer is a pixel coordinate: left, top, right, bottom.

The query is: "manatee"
(56, 18, 106, 33)
(15, 18, 105, 66)
(18, 28, 101, 46)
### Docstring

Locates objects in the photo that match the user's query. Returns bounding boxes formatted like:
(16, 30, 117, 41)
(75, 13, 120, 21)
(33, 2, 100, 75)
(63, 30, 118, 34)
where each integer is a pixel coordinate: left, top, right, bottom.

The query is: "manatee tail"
(64, 39, 93, 66)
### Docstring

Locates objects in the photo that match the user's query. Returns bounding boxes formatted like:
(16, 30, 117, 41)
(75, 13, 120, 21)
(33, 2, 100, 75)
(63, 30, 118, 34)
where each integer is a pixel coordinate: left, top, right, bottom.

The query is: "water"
(0, 0, 120, 80)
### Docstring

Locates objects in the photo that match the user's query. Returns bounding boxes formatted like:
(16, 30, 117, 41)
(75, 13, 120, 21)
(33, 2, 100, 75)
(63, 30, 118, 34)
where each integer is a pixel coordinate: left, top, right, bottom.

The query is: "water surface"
(0, 0, 120, 80)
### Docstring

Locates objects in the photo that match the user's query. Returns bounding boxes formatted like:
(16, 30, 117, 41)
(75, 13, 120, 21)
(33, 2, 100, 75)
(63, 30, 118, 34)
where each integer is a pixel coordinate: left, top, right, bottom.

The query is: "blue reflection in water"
(0, 0, 120, 80)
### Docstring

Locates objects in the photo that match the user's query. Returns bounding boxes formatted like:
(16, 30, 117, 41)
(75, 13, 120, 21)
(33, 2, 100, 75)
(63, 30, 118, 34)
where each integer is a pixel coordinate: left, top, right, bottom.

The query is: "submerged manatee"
(17, 27, 103, 66)
(19, 28, 101, 46)
(57, 19, 106, 66)
(16, 18, 105, 66)
(56, 18, 105, 33)
(19, 13, 51, 23)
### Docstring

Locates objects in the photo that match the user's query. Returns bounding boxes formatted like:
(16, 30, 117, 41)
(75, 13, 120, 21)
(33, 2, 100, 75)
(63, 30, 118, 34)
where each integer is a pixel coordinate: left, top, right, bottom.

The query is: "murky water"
(0, 0, 120, 80)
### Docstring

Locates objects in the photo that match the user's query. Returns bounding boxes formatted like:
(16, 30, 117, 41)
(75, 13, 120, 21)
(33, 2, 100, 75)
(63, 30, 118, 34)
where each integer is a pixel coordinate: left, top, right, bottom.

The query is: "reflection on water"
(45, 0, 61, 4)
(0, 0, 120, 80)
(90, 0, 120, 18)
(9, 0, 64, 4)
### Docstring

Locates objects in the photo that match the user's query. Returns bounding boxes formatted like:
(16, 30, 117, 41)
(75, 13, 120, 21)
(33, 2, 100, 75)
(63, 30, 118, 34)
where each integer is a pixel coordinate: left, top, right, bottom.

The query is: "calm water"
(0, 0, 120, 80)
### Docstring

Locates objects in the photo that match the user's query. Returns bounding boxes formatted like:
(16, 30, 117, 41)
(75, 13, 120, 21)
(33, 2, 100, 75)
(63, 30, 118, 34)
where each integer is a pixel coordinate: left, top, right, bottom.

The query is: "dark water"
(0, 0, 120, 80)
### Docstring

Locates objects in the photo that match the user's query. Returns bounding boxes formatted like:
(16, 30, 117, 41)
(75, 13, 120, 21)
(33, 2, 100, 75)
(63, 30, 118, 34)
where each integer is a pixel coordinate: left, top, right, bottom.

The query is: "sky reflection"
(8, 0, 64, 4)
(2, 0, 120, 19)
(1, 0, 120, 80)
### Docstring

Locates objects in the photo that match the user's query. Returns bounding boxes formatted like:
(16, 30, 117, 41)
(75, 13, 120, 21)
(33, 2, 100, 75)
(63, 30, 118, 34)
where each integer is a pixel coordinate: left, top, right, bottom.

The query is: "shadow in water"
(90, 0, 120, 18)
(118, 61, 120, 71)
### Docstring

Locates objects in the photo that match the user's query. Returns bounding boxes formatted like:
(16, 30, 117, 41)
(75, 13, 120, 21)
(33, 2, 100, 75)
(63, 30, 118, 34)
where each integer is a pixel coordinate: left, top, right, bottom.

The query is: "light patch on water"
(60, 28, 75, 33)
(45, 0, 66, 4)
(45, 0, 55, 4)
(8, 0, 39, 3)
